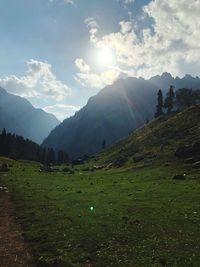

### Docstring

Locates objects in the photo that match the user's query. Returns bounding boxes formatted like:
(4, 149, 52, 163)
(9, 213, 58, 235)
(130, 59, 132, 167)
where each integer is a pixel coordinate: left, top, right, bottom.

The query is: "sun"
(96, 47, 115, 67)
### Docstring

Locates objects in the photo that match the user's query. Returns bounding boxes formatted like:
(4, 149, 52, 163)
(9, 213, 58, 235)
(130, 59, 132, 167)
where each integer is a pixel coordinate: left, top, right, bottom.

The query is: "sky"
(0, 0, 200, 121)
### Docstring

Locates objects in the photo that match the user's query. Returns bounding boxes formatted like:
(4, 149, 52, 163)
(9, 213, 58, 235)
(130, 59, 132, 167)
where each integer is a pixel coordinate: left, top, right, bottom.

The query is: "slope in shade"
(43, 74, 200, 158)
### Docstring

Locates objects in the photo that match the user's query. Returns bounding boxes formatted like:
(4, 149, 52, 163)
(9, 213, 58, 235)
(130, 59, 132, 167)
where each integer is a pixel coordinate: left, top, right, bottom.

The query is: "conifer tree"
(155, 89, 164, 118)
(164, 85, 175, 113)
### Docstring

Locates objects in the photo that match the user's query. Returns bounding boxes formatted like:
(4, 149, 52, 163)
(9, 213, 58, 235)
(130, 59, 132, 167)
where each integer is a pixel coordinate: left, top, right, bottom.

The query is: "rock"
(40, 165, 54, 172)
(191, 161, 200, 168)
(192, 142, 200, 154)
(159, 258, 167, 266)
(0, 186, 8, 191)
(0, 163, 9, 172)
(72, 159, 84, 165)
(175, 145, 193, 158)
(184, 157, 197, 164)
(133, 154, 144, 163)
(93, 165, 104, 170)
(175, 142, 200, 158)
(173, 174, 186, 180)
(62, 167, 71, 173)
(82, 167, 90, 171)
(113, 156, 128, 167)
(106, 163, 113, 169)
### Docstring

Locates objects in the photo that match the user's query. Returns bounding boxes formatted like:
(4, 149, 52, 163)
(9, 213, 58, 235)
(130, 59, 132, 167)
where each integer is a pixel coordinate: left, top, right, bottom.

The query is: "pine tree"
(102, 139, 106, 150)
(164, 85, 175, 113)
(155, 89, 164, 118)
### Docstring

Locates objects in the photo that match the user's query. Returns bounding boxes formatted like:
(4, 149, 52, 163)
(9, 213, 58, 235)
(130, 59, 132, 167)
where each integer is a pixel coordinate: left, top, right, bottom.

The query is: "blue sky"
(0, 0, 200, 120)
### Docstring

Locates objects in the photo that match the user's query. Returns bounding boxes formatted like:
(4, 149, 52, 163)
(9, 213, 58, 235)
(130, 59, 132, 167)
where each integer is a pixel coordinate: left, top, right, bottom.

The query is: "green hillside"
(97, 104, 200, 167)
(0, 105, 200, 267)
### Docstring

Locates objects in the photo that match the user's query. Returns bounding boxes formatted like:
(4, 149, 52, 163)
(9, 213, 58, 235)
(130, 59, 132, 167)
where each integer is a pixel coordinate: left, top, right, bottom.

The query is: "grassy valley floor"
(0, 157, 200, 267)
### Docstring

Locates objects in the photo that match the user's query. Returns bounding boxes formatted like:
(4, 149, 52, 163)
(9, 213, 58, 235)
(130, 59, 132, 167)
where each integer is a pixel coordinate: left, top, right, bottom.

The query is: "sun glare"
(96, 47, 115, 67)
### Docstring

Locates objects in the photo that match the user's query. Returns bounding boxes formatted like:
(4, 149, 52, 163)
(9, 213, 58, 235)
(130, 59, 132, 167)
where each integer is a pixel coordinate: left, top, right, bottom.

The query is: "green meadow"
(1, 157, 200, 267)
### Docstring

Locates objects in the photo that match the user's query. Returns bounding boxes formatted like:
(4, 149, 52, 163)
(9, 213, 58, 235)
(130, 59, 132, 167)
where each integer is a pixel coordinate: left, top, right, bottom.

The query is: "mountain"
(0, 87, 59, 144)
(149, 72, 200, 92)
(42, 74, 200, 158)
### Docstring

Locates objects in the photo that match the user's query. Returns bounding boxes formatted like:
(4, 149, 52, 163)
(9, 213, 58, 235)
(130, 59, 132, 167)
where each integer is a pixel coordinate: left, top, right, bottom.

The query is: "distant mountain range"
(0, 87, 59, 144)
(43, 73, 200, 158)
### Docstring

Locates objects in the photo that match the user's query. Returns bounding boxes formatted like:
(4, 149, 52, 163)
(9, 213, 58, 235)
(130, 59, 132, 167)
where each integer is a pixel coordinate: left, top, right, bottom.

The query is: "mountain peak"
(161, 72, 173, 79)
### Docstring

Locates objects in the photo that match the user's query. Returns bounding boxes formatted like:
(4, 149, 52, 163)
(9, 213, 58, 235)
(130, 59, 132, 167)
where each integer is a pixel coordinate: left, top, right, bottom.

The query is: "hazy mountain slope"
(0, 87, 59, 144)
(149, 72, 200, 92)
(43, 74, 200, 158)
(42, 78, 159, 157)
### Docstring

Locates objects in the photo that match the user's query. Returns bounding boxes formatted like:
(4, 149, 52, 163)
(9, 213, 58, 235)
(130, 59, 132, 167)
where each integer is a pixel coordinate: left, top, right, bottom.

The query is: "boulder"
(0, 163, 9, 172)
(184, 157, 197, 164)
(133, 154, 144, 163)
(106, 163, 113, 169)
(62, 167, 71, 173)
(175, 145, 193, 158)
(40, 165, 54, 172)
(175, 142, 200, 158)
(113, 156, 128, 167)
(173, 174, 186, 180)
(191, 161, 200, 169)
(192, 142, 200, 154)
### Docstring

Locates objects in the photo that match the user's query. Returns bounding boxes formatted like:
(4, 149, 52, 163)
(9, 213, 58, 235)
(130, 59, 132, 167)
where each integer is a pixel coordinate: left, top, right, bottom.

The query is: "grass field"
(1, 157, 200, 267)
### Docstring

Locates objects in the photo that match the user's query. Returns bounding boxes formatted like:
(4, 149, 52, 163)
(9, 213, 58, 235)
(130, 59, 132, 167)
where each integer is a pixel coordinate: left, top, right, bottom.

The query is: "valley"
(1, 105, 200, 267)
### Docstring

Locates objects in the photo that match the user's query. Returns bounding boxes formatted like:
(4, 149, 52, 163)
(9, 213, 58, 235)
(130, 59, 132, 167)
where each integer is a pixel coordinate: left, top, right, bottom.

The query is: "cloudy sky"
(0, 0, 200, 120)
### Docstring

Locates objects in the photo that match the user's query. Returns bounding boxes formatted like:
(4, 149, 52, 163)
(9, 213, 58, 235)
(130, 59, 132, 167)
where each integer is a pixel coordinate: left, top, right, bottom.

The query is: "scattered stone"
(0, 163, 9, 172)
(106, 163, 113, 169)
(133, 154, 144, 163)
(113, 156, 128, 167)
(175, 142, 200, 159)
(62, 167, 71, 173)
(184, 157, 197, 164)
(0, 186, 8, 192)
(93, 165, 104, 170)
(173, 174, 186, 180)
(72, 159, 84, 165)
(122, 216, 129, 221)
(39, 165, 54, 172)
(175, 145, 192, 158)
(192, 142, 200, 154)
(82, 167, 90, 171)
(191, 161, 200, 169)
(159, 258, 167, 266)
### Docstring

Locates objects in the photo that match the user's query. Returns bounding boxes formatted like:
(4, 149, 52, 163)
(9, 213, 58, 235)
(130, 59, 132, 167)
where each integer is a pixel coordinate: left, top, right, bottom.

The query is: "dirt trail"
(0, 189, 35, 267)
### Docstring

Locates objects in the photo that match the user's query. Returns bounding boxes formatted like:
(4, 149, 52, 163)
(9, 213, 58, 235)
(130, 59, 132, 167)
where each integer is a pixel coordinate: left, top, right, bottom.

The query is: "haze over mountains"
(42, 73, 200, 158)
(0, 87, 59, 144)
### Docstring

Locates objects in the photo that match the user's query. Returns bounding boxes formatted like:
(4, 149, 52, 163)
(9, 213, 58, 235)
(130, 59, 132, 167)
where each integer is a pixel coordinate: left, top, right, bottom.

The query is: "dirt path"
(0, 189, 35, 267)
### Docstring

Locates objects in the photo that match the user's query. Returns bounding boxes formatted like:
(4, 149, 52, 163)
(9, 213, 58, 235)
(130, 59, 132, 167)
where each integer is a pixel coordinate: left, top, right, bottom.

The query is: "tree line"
(155, 87, 200, 117)
(0, 129, 69, 165)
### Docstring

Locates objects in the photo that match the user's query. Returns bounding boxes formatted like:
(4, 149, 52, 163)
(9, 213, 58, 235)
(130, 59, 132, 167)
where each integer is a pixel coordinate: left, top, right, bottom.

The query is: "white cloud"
(64, 0, 74, 4)
(119, 21, 132, 34)
(49, 0, 75, 5)
(75, 58, 121, 89)
(0, 59, 72, 100)
(75, 58, 91, 73)
(77, 0, 200, 86)
(43, 104, 80, 121)
(85, 17, 99, 29)
(120, 0, 135, 8)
